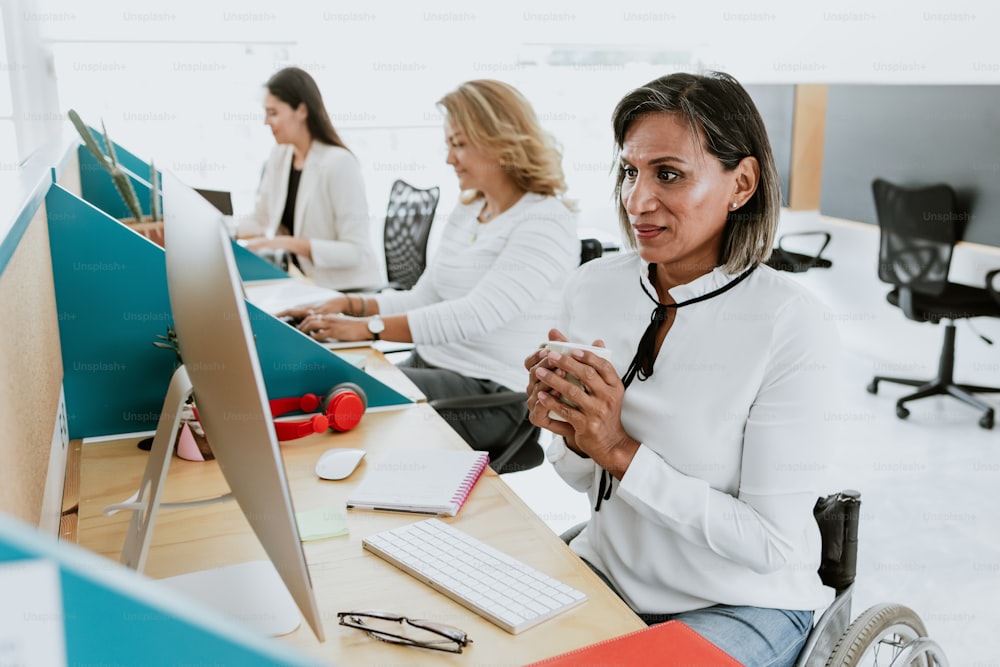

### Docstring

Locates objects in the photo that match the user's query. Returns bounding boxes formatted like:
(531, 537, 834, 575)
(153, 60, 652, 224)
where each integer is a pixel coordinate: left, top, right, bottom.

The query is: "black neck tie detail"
(593, 263, 758, 512)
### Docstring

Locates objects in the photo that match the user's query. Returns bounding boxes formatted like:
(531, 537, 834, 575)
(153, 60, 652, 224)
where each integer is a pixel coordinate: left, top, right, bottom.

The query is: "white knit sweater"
(375, 193, 578, 390)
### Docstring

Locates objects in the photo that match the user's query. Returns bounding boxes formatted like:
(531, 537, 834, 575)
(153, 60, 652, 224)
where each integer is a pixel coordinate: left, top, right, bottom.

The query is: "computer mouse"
(315, 448, 366, 481)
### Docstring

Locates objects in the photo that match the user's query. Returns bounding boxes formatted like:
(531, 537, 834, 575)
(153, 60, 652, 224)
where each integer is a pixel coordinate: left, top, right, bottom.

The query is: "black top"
(279, 163, 302, 237)
(278, 163, 303, 271)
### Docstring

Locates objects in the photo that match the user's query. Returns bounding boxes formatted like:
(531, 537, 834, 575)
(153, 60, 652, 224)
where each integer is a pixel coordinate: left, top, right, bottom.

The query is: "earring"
(731, 202, 738, 209)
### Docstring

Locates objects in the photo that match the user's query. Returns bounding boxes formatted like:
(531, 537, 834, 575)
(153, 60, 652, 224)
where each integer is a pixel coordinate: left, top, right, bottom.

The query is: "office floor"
(503, 345, 1000, 666)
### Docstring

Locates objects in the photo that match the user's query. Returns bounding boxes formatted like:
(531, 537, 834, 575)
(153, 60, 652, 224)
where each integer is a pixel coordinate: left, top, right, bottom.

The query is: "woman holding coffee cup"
(282, 79, 578, 454)
(524, 72, 839, 667)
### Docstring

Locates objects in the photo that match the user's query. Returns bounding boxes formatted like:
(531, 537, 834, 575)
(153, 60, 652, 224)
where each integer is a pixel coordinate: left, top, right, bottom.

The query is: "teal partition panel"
(233, 239, 292, 281)
(47, 184, 176, 438)
(76, 135, 288, 283)
(0, 514, 321, 666)
(47, 184, 410, 439)
(77, 146, 163, 219)
(89, 126, 159, 180)
(77, 146, 157, 221)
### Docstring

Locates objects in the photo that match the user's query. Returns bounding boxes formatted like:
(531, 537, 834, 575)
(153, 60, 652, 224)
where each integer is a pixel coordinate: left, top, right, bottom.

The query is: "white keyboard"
(362, 518, 587, 634)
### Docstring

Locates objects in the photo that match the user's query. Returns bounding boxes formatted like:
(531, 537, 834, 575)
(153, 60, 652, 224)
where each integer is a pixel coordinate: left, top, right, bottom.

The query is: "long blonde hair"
(438, 79, 570, 205)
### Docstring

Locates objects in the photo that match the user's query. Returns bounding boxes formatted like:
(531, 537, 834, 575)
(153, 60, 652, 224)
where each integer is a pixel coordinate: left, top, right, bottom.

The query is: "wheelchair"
(562, 491, 949, 667)
(794, 490, 947, 667)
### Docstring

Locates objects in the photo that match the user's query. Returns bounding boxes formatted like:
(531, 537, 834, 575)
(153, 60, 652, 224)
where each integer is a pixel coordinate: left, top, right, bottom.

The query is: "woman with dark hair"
(241, 67, 380, 290)
(524, 71, 840, 666)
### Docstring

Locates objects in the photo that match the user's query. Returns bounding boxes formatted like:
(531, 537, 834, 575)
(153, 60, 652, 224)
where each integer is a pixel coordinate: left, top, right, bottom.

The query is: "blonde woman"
(284, 79, 578, 454)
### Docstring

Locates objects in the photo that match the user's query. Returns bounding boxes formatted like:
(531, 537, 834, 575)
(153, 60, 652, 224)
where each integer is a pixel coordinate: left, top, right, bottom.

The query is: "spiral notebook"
(346, 449, 490, 516)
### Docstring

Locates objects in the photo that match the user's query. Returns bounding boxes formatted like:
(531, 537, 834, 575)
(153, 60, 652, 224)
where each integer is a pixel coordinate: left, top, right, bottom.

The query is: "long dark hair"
(265, 67, 348, 150)
(611, 71, 779, 273)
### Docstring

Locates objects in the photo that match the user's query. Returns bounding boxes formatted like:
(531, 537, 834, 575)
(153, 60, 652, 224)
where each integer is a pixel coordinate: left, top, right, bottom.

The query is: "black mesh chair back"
(383, 180, 440, 290)
(867, 178, 999, 429)
(872, 178, 960, 297)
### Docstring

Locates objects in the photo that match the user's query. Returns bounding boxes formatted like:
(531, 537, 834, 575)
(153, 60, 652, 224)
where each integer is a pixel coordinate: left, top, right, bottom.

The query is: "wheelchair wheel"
(825, 603, 931, 667)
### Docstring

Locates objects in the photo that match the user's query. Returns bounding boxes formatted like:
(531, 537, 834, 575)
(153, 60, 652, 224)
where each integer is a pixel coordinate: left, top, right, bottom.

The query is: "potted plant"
(68, 109, 164, 246)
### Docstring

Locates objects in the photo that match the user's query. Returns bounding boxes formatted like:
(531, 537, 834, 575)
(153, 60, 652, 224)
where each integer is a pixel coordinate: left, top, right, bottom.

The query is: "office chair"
(866, 178, 1000, 430)
(428, 238, 606, 475)
(765, 231, 833, 273)
(344, 179, 440, 293)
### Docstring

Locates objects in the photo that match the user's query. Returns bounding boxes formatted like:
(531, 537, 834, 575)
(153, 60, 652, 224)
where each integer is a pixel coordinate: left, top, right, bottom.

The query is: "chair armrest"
(341, 281, 407, 294)
(428, 392, 528, 410)
(987, 268, 1000, 307)
(428, 391, 539, 474)
(776, 231, 832, 260)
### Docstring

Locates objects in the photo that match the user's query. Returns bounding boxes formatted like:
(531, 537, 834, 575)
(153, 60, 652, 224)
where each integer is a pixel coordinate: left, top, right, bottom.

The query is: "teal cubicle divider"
(233, 239, 292, 281)
(46, 183, 411, 439)
(77, 146, 158, 221)
(89, 125, 160, 182)
(75, 135, 289, 283)
(0, 513, 321, 666)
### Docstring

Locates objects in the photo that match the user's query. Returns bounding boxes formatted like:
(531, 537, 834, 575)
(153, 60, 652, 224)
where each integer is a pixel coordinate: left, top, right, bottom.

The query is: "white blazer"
(248, 142, 381, 290)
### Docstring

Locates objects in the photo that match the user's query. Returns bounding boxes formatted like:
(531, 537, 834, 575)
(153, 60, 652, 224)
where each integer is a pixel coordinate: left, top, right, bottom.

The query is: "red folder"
(524, 620, 744, 666)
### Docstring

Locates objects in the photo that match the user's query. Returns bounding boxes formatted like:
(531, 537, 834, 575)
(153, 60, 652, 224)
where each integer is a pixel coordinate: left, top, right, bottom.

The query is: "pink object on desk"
(175, 423, 205, 462)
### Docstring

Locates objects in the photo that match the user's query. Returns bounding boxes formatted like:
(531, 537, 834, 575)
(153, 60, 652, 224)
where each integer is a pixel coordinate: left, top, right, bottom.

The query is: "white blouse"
(550, 251, 841, 614)
(245, 143, 381, 290)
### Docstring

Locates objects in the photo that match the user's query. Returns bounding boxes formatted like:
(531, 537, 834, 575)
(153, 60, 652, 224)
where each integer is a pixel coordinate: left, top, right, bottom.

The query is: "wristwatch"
(367, 315, 385, 341)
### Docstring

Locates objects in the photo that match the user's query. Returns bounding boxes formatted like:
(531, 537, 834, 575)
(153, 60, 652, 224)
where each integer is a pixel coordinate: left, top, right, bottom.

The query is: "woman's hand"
(276, 296, 350, 323)
(525, 329, 579, 447)
(246, 236, 311, 258)
(527, 329, 639, 478)
(295, 313, 371, 341)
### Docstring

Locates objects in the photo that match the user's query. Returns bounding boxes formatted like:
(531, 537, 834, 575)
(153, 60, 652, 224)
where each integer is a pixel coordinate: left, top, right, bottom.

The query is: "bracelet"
(346, 296, 358, 317)
(359, 297, 368, 318)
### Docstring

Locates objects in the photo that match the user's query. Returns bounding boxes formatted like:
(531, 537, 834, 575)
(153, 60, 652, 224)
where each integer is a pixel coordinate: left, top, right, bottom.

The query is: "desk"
(74, 356, 645, 665)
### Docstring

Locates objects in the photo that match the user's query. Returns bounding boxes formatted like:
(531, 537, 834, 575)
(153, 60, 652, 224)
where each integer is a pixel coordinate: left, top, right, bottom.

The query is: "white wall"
(9, 0, 1000, 378)
(17, 0, 1000, 262)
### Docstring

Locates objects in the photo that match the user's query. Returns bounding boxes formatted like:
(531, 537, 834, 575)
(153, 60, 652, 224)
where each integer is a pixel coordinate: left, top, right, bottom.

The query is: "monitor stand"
(162, 561, 301, 637)
(104, 364, 301, 637)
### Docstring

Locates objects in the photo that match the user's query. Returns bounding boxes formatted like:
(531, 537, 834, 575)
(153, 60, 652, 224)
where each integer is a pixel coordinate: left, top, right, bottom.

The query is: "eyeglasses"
(337, 609, 473, 654)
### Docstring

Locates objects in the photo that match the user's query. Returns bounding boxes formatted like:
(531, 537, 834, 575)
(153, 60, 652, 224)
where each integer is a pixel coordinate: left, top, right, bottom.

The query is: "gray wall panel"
(745, 84, 794, 207)
(821, 85, 1000, 247)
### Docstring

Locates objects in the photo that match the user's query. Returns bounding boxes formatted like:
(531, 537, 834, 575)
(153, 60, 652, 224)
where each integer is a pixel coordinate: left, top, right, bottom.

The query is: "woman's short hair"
(611, 71, 780, 273)
(438, 79, 568, 203)
(266, 67, 348, 150)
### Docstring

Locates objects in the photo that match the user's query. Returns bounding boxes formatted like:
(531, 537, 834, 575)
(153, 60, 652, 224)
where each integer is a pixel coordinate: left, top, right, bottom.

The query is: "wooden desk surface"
(77, 401, 644, 665)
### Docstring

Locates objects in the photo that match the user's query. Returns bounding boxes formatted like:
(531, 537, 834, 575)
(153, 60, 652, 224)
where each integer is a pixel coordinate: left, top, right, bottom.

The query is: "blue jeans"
(584, 559, 813, 667)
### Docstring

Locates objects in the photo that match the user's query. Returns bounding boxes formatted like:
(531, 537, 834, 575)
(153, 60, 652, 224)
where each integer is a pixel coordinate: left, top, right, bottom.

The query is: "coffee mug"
(540, 341, 614, 421)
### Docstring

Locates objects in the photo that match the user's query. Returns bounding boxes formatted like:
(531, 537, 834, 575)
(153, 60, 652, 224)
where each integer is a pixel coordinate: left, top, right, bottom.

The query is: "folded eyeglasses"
(337, 609, 473, 654)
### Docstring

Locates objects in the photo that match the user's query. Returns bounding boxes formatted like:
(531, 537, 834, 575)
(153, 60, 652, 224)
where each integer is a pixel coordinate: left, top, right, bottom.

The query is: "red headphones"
(268, 382, 368, 441)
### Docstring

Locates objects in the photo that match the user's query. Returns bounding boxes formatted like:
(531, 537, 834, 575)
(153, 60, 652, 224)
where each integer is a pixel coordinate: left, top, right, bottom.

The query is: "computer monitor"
(116, 171, 324, 641)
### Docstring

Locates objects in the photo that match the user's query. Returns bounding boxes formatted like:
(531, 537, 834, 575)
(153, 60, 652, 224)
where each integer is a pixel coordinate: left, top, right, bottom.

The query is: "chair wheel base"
(980, 412, 995, 430)
(866, 381, 878, 394)
(896, 404, 910, 420)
